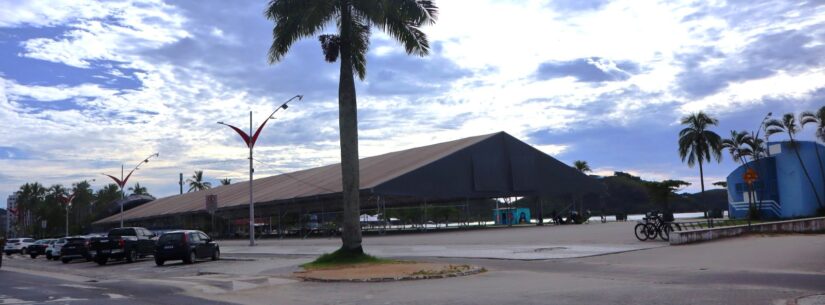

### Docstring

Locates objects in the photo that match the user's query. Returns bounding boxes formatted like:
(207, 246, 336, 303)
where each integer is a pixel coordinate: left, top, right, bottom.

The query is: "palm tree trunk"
(337, 2, 363, 255)
(814, 143, 825, 204)
(790, 139, 824, 208)
(698, 160, 706, 207)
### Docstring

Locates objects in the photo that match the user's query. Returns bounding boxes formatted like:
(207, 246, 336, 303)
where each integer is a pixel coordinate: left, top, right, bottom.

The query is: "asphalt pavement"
(0, 268, 233, 305)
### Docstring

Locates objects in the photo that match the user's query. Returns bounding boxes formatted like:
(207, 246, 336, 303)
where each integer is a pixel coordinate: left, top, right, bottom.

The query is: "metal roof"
(94, 132, 605, 224)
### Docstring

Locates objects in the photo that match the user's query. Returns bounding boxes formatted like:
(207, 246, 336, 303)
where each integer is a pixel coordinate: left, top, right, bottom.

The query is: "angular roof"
(95, 132, 604, 224)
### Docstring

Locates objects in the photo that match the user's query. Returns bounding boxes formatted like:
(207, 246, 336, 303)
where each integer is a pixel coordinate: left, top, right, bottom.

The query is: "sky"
(1, 0, 824, 207)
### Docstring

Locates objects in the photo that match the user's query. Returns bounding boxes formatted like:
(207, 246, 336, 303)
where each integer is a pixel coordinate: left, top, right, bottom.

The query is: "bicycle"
(634, 212, 673, 241)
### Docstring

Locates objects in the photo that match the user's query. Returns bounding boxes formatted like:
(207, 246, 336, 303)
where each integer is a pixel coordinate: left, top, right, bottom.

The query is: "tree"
(712, 181, 727, 188)
(678, 112, 723, 206)
(573, 160, 591, 173)
(767, 113, 823, 208)
(644, 180, 691, 211)
(265, 0, 438, 255)
(94, 184, 122, 219)
(801, 106, 825, 203)
(721, 130, 753, 164)
(128, 183, 150, 196)
(186, 170, 212, 192)
(220, 178, 232, 186)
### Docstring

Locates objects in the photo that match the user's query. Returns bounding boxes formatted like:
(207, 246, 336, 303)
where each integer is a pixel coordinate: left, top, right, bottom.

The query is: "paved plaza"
(2, 222, 824, 305)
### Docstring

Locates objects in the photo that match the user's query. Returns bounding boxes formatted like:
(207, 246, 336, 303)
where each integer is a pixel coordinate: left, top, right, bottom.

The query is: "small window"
(189, 233, 201, 243)
(198, 233, 210, 241)
(25, 239, 35, 243)
(8, 239, 19, 243)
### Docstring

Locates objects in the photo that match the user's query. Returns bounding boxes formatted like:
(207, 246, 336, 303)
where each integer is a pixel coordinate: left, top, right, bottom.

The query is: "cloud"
(535, 57, 640, 83)
(675, 28, 825, 99)
(547, 0, 611, 12)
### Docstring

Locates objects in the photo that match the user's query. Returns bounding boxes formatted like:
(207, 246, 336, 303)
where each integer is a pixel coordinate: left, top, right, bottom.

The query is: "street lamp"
(57, 179, 95, 237)
(102, 153, 160, 228)
(218, 94, 302, 247)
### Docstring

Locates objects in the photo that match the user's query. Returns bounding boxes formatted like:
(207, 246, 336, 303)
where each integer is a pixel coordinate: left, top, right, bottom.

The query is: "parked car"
(90, 227, 157, 265)
(3, 238, 36, 255)
(60, 237, 94, 263)
(155, 230, 220, 266)
(27, 239, 55, 259)
(45, 238, 68, 260)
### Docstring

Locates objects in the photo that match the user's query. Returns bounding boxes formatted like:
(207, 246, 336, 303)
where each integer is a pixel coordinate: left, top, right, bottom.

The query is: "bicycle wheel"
(634, 223, 649, 241)
(660, 224, 671, 241)
(645, 223, 659, 240)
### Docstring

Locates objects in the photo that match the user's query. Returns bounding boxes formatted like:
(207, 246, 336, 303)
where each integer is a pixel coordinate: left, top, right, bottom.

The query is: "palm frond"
(353, 0, 435, 56)
(266, 0, 338, 63)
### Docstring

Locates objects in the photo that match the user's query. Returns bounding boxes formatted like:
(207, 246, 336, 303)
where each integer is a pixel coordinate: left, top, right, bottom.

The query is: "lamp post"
(58, 194, 75, 237)
(218, 95, 302, 247)
(57, 179, 95, 237)
(103, 153, 160, 228)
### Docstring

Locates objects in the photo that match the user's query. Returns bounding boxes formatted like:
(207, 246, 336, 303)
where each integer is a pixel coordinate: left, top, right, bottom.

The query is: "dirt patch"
(294, 262, 484, 282)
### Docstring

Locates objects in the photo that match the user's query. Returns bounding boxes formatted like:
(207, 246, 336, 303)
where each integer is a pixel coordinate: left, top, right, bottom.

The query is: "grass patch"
(301, 248, 395, 270)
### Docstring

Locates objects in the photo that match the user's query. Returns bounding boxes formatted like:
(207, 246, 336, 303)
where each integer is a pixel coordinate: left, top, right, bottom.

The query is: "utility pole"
(179, 173, 183, 194)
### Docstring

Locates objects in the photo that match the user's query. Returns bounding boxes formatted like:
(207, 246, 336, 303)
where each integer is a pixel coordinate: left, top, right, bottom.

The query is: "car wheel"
(95, 257, 108, 265)
(45, 253, 52, 260)
(62, 258, 70, 264)
(184, 251, 195, 264)
(211, 248, 220, 261)
(30, 254, 37, 259)
(20, 248, 27, 255)
(155, 258, 164, 266)
(126, 249, 137, 263)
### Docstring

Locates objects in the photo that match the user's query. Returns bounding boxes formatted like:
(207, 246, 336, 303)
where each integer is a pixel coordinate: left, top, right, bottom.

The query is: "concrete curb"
(296, 266, 486, 283)
(670, 216, 825, 245)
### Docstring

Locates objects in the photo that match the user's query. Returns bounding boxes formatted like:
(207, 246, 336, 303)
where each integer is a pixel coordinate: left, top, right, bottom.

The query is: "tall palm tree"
(186, 170, 212, 192)
(220, 178, 232, 186)
(801, 106, 825, 199)
(678, 112, 723, 204)
(573, 160, 591, 173)
(128, 183, 149, 196)
(767, 113, 823, 208)
(265, 0, 438, 255)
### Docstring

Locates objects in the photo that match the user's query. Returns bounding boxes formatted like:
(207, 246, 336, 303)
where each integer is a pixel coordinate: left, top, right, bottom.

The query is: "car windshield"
(66, 238, 86, 244)
(35, 240, 49, 244)
(109, 228, 137, 237)
(159, 233, 184, 243)
(8, 239, 19, 243)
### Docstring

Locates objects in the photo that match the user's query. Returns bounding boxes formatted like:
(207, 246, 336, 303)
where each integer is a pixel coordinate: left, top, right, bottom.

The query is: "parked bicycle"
(634, 211, 673, 241)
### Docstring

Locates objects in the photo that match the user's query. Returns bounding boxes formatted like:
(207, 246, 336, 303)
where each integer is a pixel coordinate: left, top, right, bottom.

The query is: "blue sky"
(1, 0, 824, 207)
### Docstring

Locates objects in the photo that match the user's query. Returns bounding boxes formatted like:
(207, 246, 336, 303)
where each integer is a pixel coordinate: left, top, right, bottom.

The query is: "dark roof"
(95, 132, 605, 224)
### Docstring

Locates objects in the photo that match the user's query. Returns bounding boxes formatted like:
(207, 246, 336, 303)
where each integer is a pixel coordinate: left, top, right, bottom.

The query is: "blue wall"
(726, 141, 825, 219)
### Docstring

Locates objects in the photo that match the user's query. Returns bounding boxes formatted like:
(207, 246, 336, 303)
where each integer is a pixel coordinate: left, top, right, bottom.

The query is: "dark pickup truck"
(90, 227, 157, 265)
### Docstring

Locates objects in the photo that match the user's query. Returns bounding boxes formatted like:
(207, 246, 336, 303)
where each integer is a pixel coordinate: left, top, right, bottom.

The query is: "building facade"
(726, 141, 825, 219)
(6, 194, 18, 237)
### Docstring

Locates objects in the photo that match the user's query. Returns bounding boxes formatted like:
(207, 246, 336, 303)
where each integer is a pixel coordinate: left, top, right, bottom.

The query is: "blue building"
(726, 141, 825, 219)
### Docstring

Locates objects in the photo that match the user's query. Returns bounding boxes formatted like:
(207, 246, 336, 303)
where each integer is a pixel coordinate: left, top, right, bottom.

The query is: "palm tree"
(801, 106, 825, 201)
(721, 130, 753, 165)
(678, 112, 723, 205)
(220, 178, 232, 186)
(573, 160, 591, 173)
(128, 183, 149, 196)
(766, 113, 823, 208)
(745, 133, 766, 159)
(265, 0, 438, 255)
(186, 170, 212, 192)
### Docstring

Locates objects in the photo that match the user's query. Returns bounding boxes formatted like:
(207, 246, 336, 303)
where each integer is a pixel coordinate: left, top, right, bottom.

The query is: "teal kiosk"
(493, 207, 531, 225)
